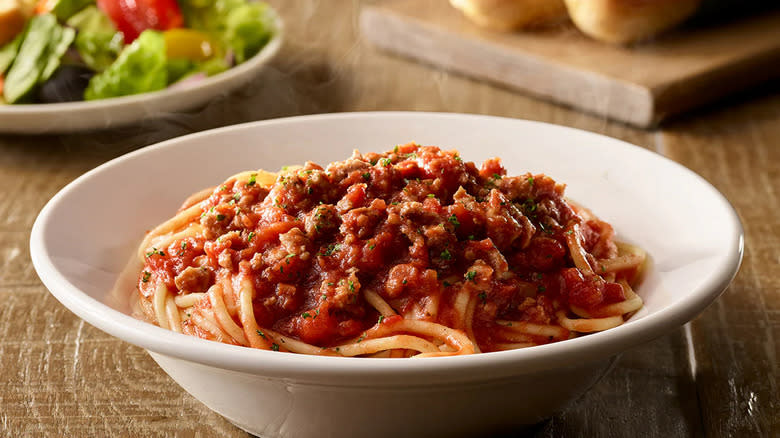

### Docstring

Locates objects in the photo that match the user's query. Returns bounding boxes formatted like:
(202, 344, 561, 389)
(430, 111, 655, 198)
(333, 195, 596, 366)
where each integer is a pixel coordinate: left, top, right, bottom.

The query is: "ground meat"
(340, 204, 386, 239)
(174, 266, 212, 293)
(303, 204, 339, 239)
(327, 153, 371, 187)
(484, 189, 535, 251)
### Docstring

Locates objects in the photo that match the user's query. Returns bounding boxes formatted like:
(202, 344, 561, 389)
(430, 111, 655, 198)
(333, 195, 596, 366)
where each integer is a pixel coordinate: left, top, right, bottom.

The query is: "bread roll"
(564, 0, 702, 45)
(0, 0, 27, 47)
(450, 0, 568, 31)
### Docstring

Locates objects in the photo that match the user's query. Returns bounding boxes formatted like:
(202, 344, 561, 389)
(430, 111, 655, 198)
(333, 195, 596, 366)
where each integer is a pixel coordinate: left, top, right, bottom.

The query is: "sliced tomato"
(97, 0, 183, 43)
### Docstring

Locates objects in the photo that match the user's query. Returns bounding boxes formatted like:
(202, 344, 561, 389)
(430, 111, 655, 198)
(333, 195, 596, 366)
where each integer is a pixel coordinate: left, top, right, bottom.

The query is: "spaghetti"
(133, 143, 646, 357)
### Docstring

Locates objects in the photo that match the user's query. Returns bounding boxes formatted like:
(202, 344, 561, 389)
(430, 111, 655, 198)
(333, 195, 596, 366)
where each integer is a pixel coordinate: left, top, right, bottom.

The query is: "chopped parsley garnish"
(246, 174, 257, 187)
(405, 153, 417, 159)
(145, 248, 165, 258)
(393, 145, 400, 153)
(538, 285, 546, 292)
(356, 335, 366, 343)
(539, 222, 553, 235)
(527, 176, 534, 186)
(286, 253, 296, 259)
(443, 281, 451, 287)
(314, 309, 320, 319)
(448, 214, 460, 228)
(380, 158, 392, 167)
(402, 279, 407, 285)
(216, 214, 225, 221)
(247, 232, 255, 242)
(219, 185, 227, 191)
(454, 155, 462, 162)
(427, 193, 436, 198)
(565, 230, 574, 235)
(468, 234, 476, 241)
(368, 243, 376, 250)
(378, 315, 385, 324)
(440, 249, 452, 260)
(348, 280, 356, 292)
(321, 243, 341, 257)
(256, 329, 266, 339)
(522, 199, 537, 213)
(492, 173, 502, 180)
(478, 292, 487, 303)
(362, 172, 371, 181)
(141, 271, 151, 282)
(271, 343, 280, 351)
(465, 270, 477, 281)
(302, 312, 311, 319)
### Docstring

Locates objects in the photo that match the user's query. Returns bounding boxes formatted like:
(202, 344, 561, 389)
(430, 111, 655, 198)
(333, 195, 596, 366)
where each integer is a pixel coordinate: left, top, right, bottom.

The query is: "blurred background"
(0, 0, 777, 436)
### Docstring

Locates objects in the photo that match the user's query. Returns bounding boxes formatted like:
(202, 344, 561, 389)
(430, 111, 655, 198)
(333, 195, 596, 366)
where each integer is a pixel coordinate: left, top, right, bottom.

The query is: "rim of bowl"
(29, 112, 744, 386)
(0, 11, 284, 116)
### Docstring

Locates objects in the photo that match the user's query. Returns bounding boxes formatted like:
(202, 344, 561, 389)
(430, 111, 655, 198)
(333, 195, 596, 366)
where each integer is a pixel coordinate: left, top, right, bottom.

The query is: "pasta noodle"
(132, 144, 646, 357)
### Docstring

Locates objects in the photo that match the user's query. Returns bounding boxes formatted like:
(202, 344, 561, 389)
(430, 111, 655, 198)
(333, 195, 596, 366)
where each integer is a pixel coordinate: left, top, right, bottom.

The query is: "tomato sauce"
(140, 144, 625, 351)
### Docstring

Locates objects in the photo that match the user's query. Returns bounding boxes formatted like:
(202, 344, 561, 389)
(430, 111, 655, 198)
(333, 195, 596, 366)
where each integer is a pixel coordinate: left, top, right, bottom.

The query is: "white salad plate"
(30, 112, 743, 437)
(0, 14, 283, 134)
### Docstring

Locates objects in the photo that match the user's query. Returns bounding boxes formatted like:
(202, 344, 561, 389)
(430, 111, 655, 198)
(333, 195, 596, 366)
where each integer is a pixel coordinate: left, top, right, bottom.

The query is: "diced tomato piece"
(603, 282, 626, 304)
(560, 268, 603, 309)
(97, 0, 183, 42)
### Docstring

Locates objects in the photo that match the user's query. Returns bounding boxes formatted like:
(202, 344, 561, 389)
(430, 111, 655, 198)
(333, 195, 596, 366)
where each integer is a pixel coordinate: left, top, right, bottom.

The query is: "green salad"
(0, 0, 276, 104)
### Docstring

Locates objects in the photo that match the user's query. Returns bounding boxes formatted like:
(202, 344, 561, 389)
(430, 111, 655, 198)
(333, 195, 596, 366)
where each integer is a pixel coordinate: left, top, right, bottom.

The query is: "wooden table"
(1, 1, 777, 436)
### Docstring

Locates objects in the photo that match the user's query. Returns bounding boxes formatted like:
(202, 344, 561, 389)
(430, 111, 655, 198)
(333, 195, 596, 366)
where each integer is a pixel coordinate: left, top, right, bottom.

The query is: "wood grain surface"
(0, 1, 777, 436)
(360, 0, 780, 127)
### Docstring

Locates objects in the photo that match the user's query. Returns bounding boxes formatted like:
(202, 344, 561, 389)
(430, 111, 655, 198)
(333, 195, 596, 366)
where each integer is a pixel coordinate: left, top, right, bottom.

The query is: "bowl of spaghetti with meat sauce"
(134, 143, 647, 357)
(30, 113, 743, 438)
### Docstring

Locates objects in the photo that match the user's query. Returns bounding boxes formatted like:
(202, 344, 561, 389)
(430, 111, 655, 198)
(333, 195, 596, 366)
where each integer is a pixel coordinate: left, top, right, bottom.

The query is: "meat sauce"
(140, 144, 627, 351)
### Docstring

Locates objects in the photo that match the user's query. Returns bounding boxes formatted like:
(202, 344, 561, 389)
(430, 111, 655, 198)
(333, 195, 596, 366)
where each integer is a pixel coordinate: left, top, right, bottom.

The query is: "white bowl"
(0, 13, 283, 134)
(30, 112, 743, 437)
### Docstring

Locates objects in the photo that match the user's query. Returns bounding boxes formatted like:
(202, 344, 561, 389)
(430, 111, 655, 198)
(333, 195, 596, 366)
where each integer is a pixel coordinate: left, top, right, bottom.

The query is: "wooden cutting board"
(360, 0, 780, 127)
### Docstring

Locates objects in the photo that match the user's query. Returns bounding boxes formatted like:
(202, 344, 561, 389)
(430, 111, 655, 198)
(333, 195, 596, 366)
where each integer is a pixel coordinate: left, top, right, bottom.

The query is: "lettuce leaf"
(223, 3, 274, 63)
(0, 33, 23, 75)
(49, 0, 95, 21)
(85, 30, 167, 100)
(68, 6, 124, 72)
(3, 14, 75, 103)
(179, 0, 275, 64)
(167, 57, 228, 85)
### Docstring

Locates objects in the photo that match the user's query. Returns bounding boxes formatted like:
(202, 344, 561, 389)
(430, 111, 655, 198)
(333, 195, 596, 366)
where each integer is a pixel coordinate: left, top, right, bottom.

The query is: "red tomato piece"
(561, 267, 604, 309)
(97, 0, 183, 42)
